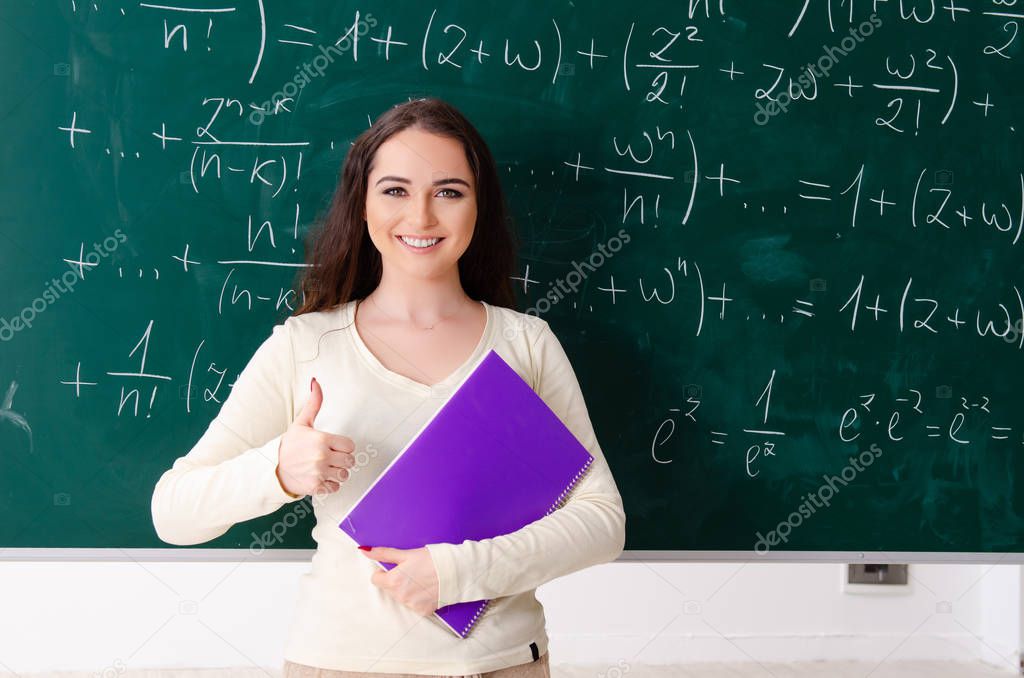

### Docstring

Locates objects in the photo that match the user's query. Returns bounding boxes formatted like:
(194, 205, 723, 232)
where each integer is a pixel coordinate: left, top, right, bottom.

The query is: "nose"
(407, 187, 437, 229)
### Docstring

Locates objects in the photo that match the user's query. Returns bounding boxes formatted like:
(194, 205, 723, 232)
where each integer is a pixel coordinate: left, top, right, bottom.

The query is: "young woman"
(151, 98, 626, 677)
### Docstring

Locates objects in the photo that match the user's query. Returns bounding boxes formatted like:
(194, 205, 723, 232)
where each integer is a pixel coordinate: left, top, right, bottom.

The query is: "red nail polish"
(358, 545, 372, 551)
(310, 377, 315, 391)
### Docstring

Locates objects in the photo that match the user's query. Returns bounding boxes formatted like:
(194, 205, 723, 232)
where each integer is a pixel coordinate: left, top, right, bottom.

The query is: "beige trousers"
(282, 652, 550, 678)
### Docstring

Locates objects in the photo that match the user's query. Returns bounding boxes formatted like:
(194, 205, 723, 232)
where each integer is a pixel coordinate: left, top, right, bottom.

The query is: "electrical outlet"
(841, 564, 912, 595)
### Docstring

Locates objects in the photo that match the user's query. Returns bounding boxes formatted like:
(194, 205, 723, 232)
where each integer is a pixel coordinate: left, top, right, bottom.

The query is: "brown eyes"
(382, 187, 463, 199)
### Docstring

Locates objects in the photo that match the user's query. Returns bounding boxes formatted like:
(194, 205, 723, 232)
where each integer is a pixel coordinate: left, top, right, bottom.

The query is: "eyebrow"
(374, 175, 471, 188)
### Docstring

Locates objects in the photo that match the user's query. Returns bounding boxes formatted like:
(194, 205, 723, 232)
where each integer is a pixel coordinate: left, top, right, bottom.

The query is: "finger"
(294, 377, 323, 428)
(320, 466, 349, 483)
(325, 433, 355, 453)
(361, 546, 403, 564)
(314, 479, 340, 495)
(325, 451, 354, 470)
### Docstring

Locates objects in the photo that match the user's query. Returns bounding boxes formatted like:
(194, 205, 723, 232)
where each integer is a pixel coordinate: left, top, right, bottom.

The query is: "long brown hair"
(293, 98, 520, 316)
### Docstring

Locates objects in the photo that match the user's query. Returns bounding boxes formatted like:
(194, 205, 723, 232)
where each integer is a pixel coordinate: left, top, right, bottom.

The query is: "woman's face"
(364, 127, 477, 280)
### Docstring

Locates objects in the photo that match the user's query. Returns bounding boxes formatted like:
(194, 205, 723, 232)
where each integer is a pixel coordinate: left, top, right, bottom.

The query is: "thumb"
(295, 376, 323, 428)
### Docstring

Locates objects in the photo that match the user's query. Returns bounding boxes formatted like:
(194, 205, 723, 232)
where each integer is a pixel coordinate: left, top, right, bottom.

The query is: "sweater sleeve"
(151, 319, 306, 546)
(424, 322, 627, 608)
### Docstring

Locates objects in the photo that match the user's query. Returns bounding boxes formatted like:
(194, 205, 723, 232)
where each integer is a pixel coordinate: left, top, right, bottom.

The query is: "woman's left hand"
(359, 546, 440, 617)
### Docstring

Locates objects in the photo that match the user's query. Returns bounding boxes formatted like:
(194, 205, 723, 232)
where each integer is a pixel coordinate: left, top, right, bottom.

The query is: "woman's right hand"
(275, 377, 356, 497)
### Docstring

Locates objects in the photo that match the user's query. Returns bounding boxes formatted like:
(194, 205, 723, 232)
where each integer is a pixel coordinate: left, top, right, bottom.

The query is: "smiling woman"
(150, 97, 626, 678)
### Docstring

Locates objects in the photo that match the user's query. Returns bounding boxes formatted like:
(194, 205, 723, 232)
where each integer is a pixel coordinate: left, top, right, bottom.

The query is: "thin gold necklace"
(367, 295, 468, 331)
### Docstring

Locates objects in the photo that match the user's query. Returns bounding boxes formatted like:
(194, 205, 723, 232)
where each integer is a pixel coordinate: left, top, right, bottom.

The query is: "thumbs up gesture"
(275, 377, 356, 497)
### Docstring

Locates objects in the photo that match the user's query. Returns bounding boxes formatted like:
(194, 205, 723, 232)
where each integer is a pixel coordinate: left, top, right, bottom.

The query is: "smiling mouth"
(396, 235, 445, 250)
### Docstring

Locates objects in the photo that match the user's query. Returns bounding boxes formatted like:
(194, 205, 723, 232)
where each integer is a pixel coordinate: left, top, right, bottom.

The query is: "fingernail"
(310, 377, 315, 391)
(358, 545, 372, 551)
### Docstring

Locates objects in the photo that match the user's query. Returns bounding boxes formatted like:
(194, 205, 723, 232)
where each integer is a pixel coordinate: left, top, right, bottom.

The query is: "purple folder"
(337, 348, 595, 638)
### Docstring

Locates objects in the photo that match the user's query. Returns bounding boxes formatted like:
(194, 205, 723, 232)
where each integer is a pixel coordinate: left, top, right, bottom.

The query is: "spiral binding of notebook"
(454, 599, 491, 637)
(544, 456, 595, 516)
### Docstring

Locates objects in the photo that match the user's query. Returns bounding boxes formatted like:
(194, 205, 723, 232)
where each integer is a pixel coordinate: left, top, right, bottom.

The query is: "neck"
(367, 269, 472, 325)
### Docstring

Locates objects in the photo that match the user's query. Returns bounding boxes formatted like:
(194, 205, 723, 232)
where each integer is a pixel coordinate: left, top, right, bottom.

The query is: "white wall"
(978, 564, 1021, 672)
(540, 562, 1018, 670)
(0, 560, 1018, 673)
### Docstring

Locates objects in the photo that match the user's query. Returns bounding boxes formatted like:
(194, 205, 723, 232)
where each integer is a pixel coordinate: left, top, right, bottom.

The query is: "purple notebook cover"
(337, 348, 595, 638)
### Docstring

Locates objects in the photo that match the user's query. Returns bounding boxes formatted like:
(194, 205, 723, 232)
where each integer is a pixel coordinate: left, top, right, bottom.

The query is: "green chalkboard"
(2, 1, 1023, 556)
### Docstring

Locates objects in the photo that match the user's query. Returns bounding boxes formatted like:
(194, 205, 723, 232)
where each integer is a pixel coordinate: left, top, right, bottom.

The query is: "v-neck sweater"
(151, 299, 626, 675)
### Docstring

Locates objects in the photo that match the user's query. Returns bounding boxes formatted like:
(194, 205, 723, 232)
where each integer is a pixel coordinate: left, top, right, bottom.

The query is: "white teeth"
(400, 236, 440, 248)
